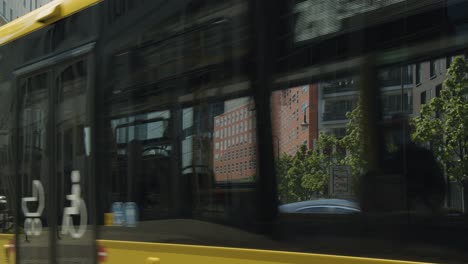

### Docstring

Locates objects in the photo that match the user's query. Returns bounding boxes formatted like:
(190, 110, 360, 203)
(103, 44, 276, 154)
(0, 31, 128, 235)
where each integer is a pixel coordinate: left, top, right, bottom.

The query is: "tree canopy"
(412, 56, 468, 186)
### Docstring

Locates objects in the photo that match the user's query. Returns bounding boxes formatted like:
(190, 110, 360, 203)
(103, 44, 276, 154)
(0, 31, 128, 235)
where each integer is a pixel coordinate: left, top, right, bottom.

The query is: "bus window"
(272, 79, 363, 208)
(54, 58, 94, 263)
(97, 0, 268, 248)
(0, 79, 14, 235)
(17, 72, 51, 263)
(270, 0, 468, 262)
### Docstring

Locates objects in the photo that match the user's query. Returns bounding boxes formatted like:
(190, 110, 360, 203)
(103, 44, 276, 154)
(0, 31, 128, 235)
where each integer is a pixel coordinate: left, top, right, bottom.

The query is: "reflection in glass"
(18, 72, 50, 263)
(55, 59, 93, 264)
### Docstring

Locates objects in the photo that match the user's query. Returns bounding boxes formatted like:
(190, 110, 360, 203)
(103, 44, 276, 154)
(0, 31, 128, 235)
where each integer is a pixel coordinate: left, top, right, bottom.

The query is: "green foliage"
(342, 103, 367, 176)
(412, 56, 468, 185)
(276, 103, 366, 203)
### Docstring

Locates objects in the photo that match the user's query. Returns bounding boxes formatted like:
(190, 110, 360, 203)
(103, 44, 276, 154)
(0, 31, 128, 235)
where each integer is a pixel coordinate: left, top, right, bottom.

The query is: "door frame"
(13, 42, 96, 264)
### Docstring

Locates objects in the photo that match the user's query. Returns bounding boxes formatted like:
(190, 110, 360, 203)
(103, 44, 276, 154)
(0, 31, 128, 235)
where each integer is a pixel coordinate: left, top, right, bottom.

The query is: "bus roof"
(0, 0, 100, 46)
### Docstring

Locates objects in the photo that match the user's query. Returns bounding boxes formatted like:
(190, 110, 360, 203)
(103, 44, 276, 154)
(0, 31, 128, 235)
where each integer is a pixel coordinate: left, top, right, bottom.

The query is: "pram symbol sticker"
(61, 170, 88, 239)
(22, 180, 45, 236)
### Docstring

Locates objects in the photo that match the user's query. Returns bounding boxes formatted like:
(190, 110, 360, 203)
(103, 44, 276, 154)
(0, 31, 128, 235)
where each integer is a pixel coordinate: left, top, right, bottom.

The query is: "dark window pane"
(416, 63, 422, 84)
(421, 91, 426, 105)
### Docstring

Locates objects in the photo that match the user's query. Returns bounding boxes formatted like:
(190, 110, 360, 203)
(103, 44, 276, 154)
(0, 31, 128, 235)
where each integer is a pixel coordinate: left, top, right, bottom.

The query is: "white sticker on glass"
(61, 170, 88, 239)
(22, 180, 45, 236)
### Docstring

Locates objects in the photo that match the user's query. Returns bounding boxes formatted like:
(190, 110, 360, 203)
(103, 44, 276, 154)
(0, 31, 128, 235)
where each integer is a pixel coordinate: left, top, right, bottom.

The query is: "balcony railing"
(382, 103, 413, 115)
(379, 77, 413, 87)
(322, 112, 349, 121)
(322, 84, 357, 95)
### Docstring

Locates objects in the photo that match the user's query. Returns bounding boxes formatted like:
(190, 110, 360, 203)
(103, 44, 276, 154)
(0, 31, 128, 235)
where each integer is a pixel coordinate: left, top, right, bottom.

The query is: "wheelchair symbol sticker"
(61, 170, 88, 239)
(22, 180, 45, 236)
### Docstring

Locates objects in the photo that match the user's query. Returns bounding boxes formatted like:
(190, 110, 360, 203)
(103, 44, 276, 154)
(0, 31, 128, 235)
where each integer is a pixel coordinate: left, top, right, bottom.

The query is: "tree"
(412, 56, 468, 210)
(341, 103, 367, 177)
(276, 136, 336, 203)
(276, 103, 366, 203)
(276, 153, 296, 203)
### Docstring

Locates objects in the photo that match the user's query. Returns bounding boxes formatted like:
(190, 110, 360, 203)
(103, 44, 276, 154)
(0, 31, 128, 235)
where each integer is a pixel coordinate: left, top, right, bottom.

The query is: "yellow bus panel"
(98, 240, 431, 264)
(0, 0, 101, 46)
(0, 234, 14, 264)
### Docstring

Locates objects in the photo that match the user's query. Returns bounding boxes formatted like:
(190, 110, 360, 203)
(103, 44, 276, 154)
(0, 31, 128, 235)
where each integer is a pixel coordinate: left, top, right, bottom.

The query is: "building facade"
(317, 78, 358, 138)
(412, 56, 462, 115)
(271, 84, 319, 156)
(1, 0, 53, 22)
(213, 99, 257, 182)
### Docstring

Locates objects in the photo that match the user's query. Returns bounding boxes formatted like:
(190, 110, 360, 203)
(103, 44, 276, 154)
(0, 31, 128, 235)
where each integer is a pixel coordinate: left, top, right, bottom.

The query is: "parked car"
(278, 199, 361, 214)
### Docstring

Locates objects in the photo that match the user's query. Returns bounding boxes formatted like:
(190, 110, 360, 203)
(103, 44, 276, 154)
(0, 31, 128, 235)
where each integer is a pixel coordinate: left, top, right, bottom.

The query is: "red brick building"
(213, 102, 257, 182)
(271, 84, 319, 156)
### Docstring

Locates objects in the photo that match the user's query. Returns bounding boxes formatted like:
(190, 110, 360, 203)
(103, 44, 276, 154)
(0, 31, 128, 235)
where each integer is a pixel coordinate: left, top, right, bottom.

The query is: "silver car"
(278, 199, 361, 214)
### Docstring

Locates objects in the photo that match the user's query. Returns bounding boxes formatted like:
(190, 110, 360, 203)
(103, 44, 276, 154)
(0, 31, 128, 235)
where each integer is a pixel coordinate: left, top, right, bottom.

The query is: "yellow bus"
(0, 0, 467, 263)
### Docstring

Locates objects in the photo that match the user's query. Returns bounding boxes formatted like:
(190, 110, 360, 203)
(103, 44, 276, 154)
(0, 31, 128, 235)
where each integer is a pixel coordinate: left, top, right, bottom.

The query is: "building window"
(421, 91, 427, 105)
(35, 0, 37, 8)
(430, 59, 440, 78)
(9, 8, 12, 21)
(447, 55, 455, 69)
(302, 85, 308, 93)
(292, 93, 298, 103)
(436, 85, 442, 98)
(302, 103, 308, 113)
(323, 100, 354, 121)
(382, 93, 410, 114)
(416, 63, 422, 84)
